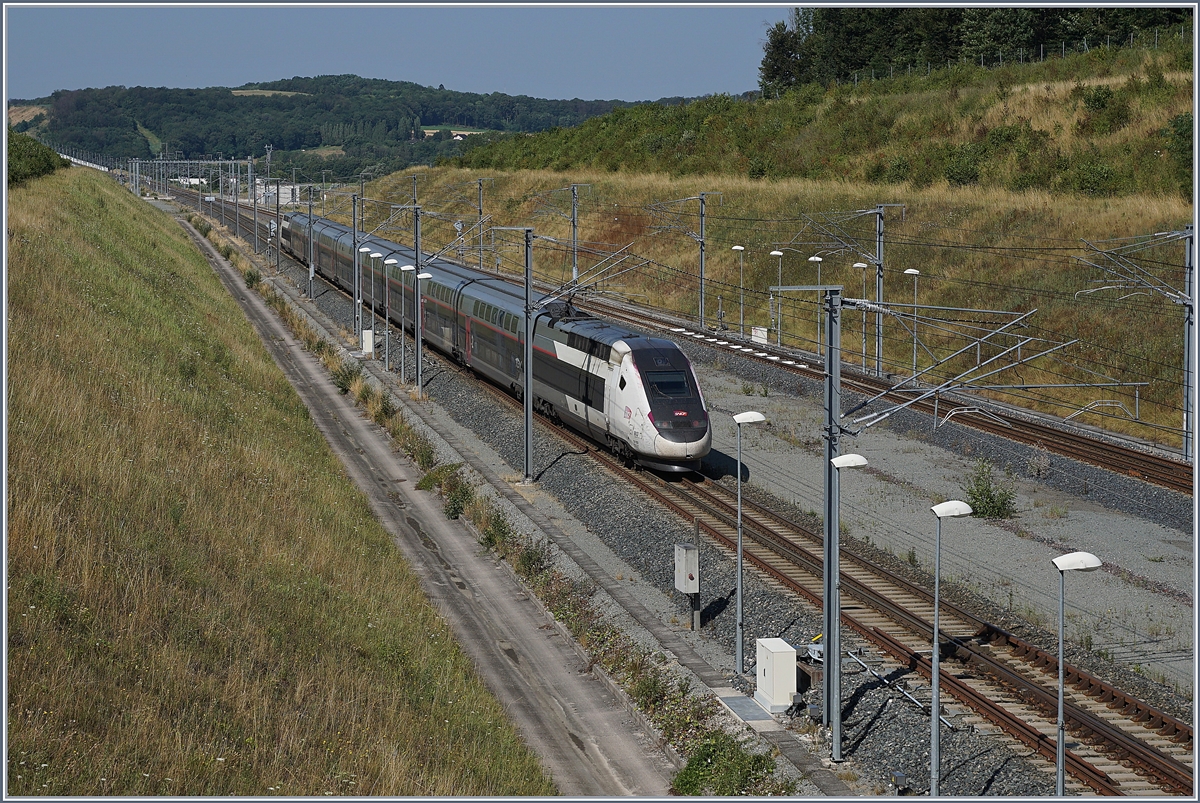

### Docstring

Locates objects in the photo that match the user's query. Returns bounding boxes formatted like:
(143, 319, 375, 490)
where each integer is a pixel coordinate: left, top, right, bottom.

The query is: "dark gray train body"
(281, 213, 711, 471)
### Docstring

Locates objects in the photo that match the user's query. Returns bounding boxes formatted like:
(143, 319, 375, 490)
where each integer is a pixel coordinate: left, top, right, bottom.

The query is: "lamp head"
(1052, 551, 1101, 573)
(931, 500, 972, 519)
(809, 255, 822, 263)
(359, 246, 371, 254)
(417, 272, 433, 280)
(769, 250, 783, 258)
(731, 245, 745, 252)
(384, 258, 398, 265)
(733, 411, 766, 425)
(904, 268, 920, 275)
(370, 252, 382, 259)
(400, 264, 415, 272)
(830, 454, 867, 469)
(853, 262, 869, 269)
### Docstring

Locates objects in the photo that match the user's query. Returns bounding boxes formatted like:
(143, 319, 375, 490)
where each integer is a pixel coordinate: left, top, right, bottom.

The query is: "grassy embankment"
(354, 51, 1193, 448)
(6, 165, 556, 796)
(192, 209, 795, 795)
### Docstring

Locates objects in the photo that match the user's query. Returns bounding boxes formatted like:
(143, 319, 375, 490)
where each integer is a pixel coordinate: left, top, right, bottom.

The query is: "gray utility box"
(674, 543, 699, 594)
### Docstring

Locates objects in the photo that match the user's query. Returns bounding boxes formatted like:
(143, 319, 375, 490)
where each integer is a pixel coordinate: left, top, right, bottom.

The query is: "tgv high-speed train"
(280, 213, 711, 472)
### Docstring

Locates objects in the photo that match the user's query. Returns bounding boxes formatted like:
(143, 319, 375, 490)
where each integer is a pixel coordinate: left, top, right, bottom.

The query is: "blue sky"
(5, 5, 785, 102)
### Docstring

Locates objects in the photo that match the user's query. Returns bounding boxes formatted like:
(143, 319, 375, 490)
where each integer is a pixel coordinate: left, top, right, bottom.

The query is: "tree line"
(759, 7, 1191, 96)
(11, 74, 648, 180)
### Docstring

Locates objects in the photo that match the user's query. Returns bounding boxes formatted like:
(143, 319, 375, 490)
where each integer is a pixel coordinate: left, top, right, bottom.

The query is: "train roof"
(286, 212, 679, 352)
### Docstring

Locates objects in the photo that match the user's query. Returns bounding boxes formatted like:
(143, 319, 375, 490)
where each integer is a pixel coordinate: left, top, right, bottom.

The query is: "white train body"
(281, 212, 711, 471)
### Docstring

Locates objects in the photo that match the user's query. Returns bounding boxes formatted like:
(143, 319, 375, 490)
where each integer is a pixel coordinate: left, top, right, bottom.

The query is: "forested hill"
(759, 7, 1192, 96)
(9, 74, 679, 180)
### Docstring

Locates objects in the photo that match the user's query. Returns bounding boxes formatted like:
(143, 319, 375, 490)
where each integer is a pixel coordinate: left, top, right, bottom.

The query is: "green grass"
(454, 45, 1192, 199)
(7, 167, 555, 796)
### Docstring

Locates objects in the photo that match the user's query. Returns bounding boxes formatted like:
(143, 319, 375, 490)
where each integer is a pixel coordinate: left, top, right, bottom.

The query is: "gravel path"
(260, 247, 1192, 797)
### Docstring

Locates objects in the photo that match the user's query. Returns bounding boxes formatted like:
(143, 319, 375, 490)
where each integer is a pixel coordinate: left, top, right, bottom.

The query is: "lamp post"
(732, 245, 745, 335)
(905, 268, 920, 376)
(733, 410, 766, 675)
(369, 251, 383, 355)
(828, 453, 867, 762)
(1052, 550, 1102, 796)
(854, 262, 869, 369)
(770, 250, 783, 345)
(809, 255, 823, 355)
(929, 499, 973, 796)
(359, 246, 372, 353)
(415, 271, 432, 397)
(383, 258, 397, 371)
(399, 265, 415, 383)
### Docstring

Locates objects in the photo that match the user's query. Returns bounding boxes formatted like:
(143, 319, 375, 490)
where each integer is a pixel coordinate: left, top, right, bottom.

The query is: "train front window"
(644, 370, 692, 399)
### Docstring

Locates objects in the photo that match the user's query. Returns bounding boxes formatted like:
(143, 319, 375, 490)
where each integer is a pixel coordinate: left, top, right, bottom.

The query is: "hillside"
(452, 46, 1193, 199)
(6, 165, 555, 795)
(7, 74, 657, 180)
(355, 162, 1191, 451)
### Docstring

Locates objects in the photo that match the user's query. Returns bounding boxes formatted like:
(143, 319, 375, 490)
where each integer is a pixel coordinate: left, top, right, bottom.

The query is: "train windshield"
(644, 370, 694, 399)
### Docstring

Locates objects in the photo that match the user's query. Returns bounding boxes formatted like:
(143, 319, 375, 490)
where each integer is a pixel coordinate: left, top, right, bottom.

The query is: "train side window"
(619, 376, 626, 390)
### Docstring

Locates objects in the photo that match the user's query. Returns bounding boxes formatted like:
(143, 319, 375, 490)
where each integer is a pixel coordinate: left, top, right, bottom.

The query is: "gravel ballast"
(259, 246, 1192, 797)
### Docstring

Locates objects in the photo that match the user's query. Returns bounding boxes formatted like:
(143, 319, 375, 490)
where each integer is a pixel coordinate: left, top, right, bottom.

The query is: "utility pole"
(1184, 224, 1195, 461)
(250, 156, 258, 253)
(274, 178, 281, 274)
(821, 287, 845, 761)
(233, 160, 240, 240)
(871, 204, 906, 376)
(264, 143, 272, 181)
(480, 179, 486, 270)
(308, 187, 315, 300)
(523, 228, 535, 484)
(698, 192, 709, 328)
(572, 184, 580, 282)
(353, 194, 361, 338)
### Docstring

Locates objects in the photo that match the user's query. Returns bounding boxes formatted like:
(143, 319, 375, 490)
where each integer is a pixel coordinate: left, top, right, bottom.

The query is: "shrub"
(962, 458, 1017, 519)
(944, 145, 981, 186)
(244, 268, 261, 288)
(671, 732, 776, 796)
(514, 539, 551, 580)
(331, 360, 363, 394)
(7, 128, 69, 187)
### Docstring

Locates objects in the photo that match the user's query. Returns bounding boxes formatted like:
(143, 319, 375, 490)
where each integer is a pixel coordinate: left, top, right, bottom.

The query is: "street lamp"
(415, 271, 433, 397)
(732, 246, 745, 335)
(383, 258, 397, 371)
(828, 452, 867, 762)
(929, 499, 972, 796)
(904, 268, 919, 376)
(770, 251, 783, 345)
(369, 251, 383, 355)
(809, 255, 823, 355)
(1052, 550, 1102, 796)
(359, 246, 372, 353)
(853, 262, 869, 369)
(399, 265, 415, 383)
(733, 410, 766, 675)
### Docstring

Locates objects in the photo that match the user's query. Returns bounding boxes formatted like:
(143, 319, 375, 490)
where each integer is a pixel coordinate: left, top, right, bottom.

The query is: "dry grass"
(7, 105, 48, 126)
(7, 168, 555, 796)
(358, 162, 1190, 447)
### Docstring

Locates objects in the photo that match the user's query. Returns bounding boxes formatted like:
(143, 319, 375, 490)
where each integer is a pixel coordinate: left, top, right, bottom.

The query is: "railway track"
(636, 473, 1194, 796)
(581, 298, 1193, 498)
(169, 186, 1192, 497)
(396, 302, 1192, 795)
(185, 191, 1192, 794)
